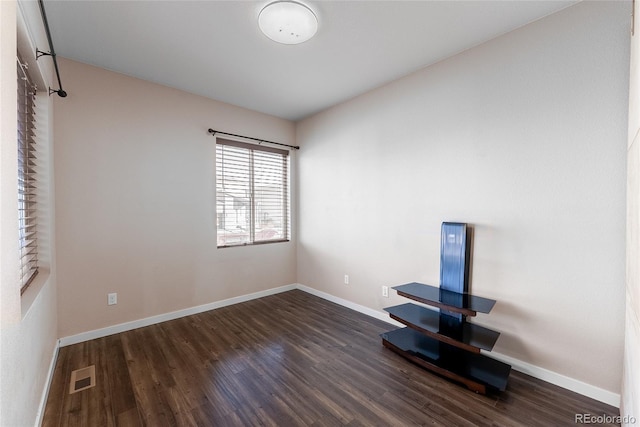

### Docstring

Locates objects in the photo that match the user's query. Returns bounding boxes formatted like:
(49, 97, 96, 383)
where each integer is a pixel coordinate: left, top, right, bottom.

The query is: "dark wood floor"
(43, 290, 620, 426)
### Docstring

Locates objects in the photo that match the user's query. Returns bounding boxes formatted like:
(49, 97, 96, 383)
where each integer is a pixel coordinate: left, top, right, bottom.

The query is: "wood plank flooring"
(42, 290, 620, 426)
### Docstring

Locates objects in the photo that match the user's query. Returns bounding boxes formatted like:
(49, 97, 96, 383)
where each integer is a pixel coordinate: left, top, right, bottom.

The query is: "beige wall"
(0, 1, 59, 425)
(623, 0, 640, 421)
(54, 59, 297, 338)
(297, 1, 629, 396)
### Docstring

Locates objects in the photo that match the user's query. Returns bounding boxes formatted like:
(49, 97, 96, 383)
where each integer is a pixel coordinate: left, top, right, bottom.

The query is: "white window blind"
(216, 138, 289, 247)
(17, 56, 39, 292)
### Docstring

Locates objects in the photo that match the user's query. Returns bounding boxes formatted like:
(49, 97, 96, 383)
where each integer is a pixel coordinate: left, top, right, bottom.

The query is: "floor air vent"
(69, 365, 96, 394)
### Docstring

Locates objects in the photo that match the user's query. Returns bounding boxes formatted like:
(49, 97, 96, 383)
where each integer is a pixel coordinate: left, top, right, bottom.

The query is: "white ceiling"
(42, 0, 578, 121)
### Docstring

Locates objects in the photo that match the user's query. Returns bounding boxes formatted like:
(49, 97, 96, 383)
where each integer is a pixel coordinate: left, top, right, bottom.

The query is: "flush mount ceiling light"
(258, 1, 318, 45)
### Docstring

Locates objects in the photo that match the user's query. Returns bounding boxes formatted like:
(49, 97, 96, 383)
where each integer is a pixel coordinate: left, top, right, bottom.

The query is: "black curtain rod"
(36, 0, 67, 97)
(208, 129, 299, 150)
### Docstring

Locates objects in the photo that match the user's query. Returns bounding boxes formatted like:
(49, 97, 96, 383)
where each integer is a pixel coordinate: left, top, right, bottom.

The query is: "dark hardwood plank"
(42, 290, 621, 426)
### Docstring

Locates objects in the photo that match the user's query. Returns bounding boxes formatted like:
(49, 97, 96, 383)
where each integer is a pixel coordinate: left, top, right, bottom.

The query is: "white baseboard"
(58, 284, 296, 347)
(297, 284, 621, 409)
(296, 284, 404, 328)
(35, 340, 60, 427)
(487, 351, 620, 408)
(55, 282, 621, 409)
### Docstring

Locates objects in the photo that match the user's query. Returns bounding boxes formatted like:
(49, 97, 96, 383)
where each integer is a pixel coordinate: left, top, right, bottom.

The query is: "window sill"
(21, 267, 52, 319)
(217, 239, 290, 249)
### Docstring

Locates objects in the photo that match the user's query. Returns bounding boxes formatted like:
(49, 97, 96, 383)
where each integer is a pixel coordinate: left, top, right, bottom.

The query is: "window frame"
(215, 137, 291, 248)
(17, 54, 39, 293)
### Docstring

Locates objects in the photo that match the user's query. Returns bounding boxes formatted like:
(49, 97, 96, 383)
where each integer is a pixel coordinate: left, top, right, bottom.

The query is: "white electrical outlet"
(382, 286, 389, 297)
(344, 274, 349, 285)
(108, 293, 117, 305)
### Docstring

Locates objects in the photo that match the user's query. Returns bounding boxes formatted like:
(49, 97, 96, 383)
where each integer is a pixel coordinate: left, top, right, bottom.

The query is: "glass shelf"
(392, 282, 496, 317)
(384, 303, 500, 353)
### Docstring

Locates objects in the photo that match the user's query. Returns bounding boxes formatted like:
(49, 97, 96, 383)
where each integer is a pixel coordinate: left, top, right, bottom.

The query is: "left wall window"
(17, 54, 38, 292)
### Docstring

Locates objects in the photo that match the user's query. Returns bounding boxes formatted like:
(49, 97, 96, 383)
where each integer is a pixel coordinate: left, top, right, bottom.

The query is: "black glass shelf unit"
(381, 327, 511, 393)
(384, 303, 500, 353)
(392, 282, 496, 317)
(381, 224, 510, 394)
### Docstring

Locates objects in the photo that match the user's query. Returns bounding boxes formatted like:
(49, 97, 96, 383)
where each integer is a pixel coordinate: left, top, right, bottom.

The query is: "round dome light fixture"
(258, 1, 318, 45)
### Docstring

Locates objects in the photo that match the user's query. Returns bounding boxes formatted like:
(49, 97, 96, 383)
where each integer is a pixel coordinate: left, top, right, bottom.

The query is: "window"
(17, 55, 39, 292)
(216, 138, 290, 247)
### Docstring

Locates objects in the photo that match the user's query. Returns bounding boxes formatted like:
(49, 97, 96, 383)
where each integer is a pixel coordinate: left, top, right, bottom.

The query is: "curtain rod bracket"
(48, 87, 67, 97)
(208, 128, 299, 150)
(37, 49, 66, 96)
(35, 48, 52, 59)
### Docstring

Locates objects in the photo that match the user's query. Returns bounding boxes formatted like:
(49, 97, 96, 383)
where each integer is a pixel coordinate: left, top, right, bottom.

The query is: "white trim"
(487, 351, 620, 408)
(55, 282, 621, 408)
(621, 297, 640, 421)
(35, 340, 60, 427)
(58, 284, 296, 347)
(297, 284, 621, 408)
